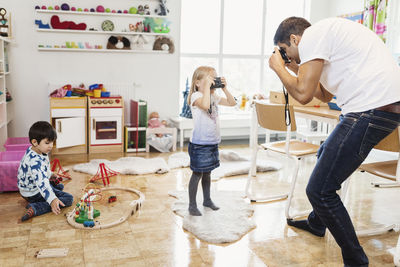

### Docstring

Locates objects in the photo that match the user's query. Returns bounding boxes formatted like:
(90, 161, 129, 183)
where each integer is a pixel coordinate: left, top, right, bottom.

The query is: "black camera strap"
(283, 85, 291, 126)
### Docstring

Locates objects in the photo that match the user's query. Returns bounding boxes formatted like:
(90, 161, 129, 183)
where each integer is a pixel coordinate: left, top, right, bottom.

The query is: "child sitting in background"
(17, 121, 73, 222)
(147, 111, 174, 152)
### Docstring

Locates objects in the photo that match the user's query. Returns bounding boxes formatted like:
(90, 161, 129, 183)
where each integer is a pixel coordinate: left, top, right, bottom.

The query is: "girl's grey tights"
(188, 171, 219, 216)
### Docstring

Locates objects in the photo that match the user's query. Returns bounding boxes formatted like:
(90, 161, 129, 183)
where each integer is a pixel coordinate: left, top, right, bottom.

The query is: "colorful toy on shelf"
(89, 163, 119, 186)
(85, 42, 93, 49)
(155, 0, 169, 16)
(50, 15, 87, 30)
(41, 6, 47, 10)
(71, 7, 76, 12)
(0, 9, 9, 37)
(54, 6, 60, 10)
(153, 36, 174, 53)
(107, 36, 131, 50)
(35, 19, 50, 29)
(144, 5, 150, 15)
(129, 7, 138, 14)
(132, 35, 149, 49)
(101, 20, 114, 31)
(96, 5, 105, 13)
(61, 3, 70, 11)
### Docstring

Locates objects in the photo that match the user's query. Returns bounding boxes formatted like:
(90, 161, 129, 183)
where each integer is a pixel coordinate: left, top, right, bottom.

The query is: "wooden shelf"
(38, 47, 169, 53)
(37, 28, 170, 36)
(36, 9, 169, 19)
(126, 148, 146, 152)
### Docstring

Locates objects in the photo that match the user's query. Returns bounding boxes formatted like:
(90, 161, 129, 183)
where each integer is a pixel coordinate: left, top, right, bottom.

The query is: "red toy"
(108, 195, 117, 203)
(89, 163, 118, 186)
(50, 15, 87, 30)
(51, 158, 72, 181)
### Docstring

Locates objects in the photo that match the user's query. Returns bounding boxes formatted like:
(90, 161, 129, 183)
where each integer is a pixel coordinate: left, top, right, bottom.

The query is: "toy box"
(4, 137, 30, 151)
(0, 150, 25, 192)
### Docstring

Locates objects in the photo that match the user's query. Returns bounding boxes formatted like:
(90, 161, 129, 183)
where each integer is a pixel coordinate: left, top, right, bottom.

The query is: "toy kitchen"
(88, 96, 124, 153)
(50, 95, 124, 154)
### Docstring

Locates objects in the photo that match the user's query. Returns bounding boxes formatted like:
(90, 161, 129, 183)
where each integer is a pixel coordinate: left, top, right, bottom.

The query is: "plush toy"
(153, 36, 174, 53)
(131, 35, 149, 49)
(50, 15, 87, 30)
(148, 112, 167, 137)
(144, 5, 150, 15)
(154, 0, 169, 16)
(137, 5, 144, 15)
(107, 36, 131, 50)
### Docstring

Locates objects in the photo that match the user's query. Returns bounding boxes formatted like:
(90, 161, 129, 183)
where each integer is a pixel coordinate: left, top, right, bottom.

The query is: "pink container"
(4, 137, 31, 151)
(0, 150, 25, 192)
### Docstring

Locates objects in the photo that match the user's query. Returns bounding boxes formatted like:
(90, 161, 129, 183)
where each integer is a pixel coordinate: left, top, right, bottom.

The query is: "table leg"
(180, 130, 184, 148)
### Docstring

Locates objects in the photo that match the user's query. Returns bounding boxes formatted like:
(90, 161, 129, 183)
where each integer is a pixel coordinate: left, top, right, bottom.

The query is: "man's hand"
(50, 198, 65, 215)
(269, 47, 286, 73)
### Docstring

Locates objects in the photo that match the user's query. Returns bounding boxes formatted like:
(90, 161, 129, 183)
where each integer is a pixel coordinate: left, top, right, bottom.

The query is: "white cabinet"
(55, 117, 86, 148)
(50, 97, 88, 154)
(0, 36, 12, 150)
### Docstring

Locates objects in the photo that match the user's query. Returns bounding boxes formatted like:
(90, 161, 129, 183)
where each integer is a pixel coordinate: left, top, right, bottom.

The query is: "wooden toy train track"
(66, 186, 144, 230)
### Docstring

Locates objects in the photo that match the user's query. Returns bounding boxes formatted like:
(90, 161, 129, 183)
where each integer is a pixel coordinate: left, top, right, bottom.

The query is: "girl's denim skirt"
(188, 142, 220, 172)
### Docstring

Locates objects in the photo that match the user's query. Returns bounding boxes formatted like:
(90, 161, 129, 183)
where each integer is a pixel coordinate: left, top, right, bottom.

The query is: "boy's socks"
(21, 207, 35, 222)
(203, 200, 219, 210)
(188, 206, 202, 216)
(286, 219, 325, 237)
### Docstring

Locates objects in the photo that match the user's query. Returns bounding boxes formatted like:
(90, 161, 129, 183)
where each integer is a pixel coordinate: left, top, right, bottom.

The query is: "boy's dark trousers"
(22, 184, 73, 216)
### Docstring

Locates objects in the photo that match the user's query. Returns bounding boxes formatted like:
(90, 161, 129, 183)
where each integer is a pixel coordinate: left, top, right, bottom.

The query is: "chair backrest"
(374, 126, 400, 152)
(255, 102, 297, 132)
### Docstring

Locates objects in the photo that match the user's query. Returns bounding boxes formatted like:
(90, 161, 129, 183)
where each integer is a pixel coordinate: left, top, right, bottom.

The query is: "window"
(180, 0, 308, 112)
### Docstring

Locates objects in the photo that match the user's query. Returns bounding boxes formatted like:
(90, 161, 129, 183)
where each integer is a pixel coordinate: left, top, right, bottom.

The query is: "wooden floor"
(0, 143, 399, 266)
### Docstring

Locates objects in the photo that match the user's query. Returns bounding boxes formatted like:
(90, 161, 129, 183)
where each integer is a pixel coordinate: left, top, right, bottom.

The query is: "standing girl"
(187, 66, 236, 216)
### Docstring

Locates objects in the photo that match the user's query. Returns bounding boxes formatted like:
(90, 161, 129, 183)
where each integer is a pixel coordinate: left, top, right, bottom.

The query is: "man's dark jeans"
(305, 109, 400, 267)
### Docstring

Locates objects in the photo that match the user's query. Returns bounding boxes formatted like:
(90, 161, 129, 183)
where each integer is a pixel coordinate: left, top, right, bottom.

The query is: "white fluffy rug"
(169, 190, 256, 244)
(73, 150, 281, 179)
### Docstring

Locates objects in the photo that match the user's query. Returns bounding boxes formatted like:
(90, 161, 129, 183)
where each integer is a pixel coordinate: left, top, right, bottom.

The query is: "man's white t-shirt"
(190, 91, 221, 145)
(299, 17, 400, 115)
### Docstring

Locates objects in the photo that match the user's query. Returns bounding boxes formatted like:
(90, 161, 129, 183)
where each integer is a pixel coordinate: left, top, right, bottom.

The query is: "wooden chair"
(359, 127, 400, 188)
(246, 101, 320, 219)
(145, 127, 177, 152)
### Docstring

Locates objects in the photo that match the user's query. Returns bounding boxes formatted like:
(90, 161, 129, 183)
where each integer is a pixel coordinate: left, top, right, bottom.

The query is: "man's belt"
(376, 101, 400, 114)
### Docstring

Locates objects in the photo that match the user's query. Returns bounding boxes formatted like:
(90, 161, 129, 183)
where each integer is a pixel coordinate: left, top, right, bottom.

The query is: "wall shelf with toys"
(37, 47, 169, 53)
(36, 28, 170, 36)
(36, 9, 169, 19)
(34, 2, 174, 54)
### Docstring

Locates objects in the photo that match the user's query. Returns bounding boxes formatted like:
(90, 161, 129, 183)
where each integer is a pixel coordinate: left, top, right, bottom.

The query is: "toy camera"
(210, 77, 225, 89)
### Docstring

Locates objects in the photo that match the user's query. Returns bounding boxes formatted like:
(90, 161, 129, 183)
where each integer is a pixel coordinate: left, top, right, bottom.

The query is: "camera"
(273, 48, 291, 64)
(210, 77, 225, 89)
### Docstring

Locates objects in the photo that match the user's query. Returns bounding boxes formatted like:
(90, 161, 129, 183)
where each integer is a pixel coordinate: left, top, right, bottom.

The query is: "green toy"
(129, 7, 137, 14)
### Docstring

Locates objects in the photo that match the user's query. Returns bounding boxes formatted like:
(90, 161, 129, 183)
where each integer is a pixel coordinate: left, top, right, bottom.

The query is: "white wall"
(1, 0, 181, 137)
(307, 0, 364, 23)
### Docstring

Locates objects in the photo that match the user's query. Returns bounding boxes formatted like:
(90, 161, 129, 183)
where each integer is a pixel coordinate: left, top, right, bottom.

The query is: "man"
(269, 16, 400, 267)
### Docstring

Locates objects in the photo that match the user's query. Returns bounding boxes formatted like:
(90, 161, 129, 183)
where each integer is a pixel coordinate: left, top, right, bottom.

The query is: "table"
(293, 106, 341, 126)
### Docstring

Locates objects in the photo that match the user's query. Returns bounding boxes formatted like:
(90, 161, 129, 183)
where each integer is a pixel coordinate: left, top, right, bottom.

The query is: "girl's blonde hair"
(187, 66, 215, 105)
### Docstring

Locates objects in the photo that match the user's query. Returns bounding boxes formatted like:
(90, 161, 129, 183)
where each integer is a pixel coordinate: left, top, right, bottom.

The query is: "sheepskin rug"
(169, 190, 256, 244)
(73, 150, 281, 179)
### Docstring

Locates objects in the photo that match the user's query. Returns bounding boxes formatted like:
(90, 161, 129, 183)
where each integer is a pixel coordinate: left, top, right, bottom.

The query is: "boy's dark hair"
(29, 121, 57, 144)
(274, 17, 311, 46)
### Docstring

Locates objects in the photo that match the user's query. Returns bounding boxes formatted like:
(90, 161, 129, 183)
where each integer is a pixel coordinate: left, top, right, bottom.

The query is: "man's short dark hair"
(29, 121, 57, 144)
(274, 17, 311, 46)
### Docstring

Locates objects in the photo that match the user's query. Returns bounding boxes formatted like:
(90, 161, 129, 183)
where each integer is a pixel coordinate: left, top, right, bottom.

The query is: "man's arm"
(269, 47, 329, 104)
(314, 83, 333, 103)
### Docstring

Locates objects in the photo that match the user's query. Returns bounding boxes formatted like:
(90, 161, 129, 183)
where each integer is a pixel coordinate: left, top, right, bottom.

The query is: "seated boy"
(17, 121, 74, 222)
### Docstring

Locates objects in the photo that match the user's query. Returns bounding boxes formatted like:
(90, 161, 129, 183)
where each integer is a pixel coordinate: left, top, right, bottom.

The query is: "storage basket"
(4, 137, 30, 151)
(0, 150, 25, 192)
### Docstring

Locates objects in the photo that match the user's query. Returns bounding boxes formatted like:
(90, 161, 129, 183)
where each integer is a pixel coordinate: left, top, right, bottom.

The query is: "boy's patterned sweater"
(17, 147, 56, 205)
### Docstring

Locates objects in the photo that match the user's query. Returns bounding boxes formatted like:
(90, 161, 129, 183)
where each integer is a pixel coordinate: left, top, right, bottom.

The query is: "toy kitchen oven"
(88, 96, 124, 153)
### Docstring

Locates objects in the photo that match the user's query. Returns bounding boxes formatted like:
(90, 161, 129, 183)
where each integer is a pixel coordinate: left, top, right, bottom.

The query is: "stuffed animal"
(137, 5, 144, 15)
(107, 36, 131, 50)
(153, 36, 174, 53)
(50, 15, 87, 30)
(144, 5, 150, 15)
(148, 112, 167, 137)
(132, 35, 149, 49)
(154, 0, 169, 16)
